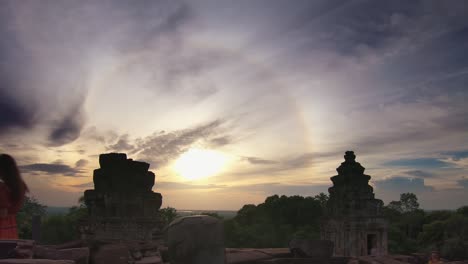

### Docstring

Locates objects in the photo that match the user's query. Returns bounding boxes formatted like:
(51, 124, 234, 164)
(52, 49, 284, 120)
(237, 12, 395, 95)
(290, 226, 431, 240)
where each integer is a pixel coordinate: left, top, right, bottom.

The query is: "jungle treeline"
(18, 193, 468, 260)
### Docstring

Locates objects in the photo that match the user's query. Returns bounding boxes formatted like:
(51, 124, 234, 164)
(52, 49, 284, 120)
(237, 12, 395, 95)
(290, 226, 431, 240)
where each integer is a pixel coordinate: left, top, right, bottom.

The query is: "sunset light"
(173, 148, 228, 180)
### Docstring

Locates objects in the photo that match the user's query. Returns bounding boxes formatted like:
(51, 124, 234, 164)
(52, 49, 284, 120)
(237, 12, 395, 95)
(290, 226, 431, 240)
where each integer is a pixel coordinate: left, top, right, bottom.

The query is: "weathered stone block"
(0, 260, 75, 264)
(55, 248, 89, 264)
(0, 241, 18, 259)
(134, 256, 163, 264)
(167, 215, 225, 264)
(33, 246, 88, 264)
(225, 249, 273, 263)
(91, 244, 129, 264)
(289, 239, 334, 258)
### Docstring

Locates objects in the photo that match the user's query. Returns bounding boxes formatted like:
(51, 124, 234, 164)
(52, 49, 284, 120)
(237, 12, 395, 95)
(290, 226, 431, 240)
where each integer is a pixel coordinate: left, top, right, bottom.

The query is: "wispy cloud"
(158, 181, 226, 190)
(106, 134, 135, 152)
(404, 170, 436, 178)
(20, 163, 84, 177)
(67, 182, 94, 188)
(243, 156, 278, 165)
(383, 158, 454, 169)
(75, 159, 89, 168)
(134, 120, 230, 167)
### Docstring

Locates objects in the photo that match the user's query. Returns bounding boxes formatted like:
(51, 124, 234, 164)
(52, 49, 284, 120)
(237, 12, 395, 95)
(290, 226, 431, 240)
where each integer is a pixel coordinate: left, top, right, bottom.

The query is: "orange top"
(0, 182, 25, 239)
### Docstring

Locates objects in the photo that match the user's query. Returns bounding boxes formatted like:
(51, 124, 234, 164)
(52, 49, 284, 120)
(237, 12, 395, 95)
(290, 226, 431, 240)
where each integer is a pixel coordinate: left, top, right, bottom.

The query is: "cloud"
(374, 176, 434, 193)
(158, 181, 226, 190)
(48, 106, 85, 146)
(274, 151, 340, 172)
(106, 134, 135, 152)
(442, 150, 468, 161)
(208, 136, 232, 147)
(383, 158, 453, 169)
(404, 170, 436, 178)
(134, 120, 229, 167)
(0, 0, 197, 144)
(67, 182, 94, 188)
(75, 159, 89, 168)
(0, 89, 36, 133)
(20, 163, 84, 177)
(243, 156, 277, 165)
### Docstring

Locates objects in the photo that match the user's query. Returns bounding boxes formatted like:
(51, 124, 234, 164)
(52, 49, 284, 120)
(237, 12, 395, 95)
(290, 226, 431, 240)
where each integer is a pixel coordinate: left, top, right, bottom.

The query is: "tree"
(400, 193, 419, 213)
(456, 206, 468, 217)
(225, 194, 325, 248)
(159, 207, 178, 226)
(17, 196, 47, 239)
(384, 193, 425, 254)
(39, 196, 87, 244)
(314, 192, 329, 209)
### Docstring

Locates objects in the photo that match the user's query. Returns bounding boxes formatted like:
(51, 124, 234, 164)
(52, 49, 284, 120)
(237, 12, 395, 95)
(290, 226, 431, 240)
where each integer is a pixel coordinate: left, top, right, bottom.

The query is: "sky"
(0, 0, 467, 210)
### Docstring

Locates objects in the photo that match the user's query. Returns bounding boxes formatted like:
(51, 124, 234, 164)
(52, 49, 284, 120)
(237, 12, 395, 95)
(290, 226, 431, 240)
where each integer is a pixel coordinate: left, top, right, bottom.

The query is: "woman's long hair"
(0, 154, 29, 203)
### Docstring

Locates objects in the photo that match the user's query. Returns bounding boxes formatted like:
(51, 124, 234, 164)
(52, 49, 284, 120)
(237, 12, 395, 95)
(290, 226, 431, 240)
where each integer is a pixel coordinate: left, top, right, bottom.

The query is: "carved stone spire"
(327, 151, 382, 217)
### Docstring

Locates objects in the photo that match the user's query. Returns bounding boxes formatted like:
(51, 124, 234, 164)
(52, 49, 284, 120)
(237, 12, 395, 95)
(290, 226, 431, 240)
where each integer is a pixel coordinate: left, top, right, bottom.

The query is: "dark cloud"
(20, 163, 84, 177)
(243, 156, 277, 165)
(404, 170, 436, 178)
(135, 120, 228, 167)
(277, 151, 341, 171)
(374, 176, 434, 192)
(0, 90, 36, 133)
(282, 153, 315, 170)
(441, 150, 468, 161)
(0, 7, 38, 134)
(75, 159, 89, 168)
(209, 136, 232, 147)
(67, 182, 94, 188)
(0, 0, 196, 143)
(106, 134, 135, 152)
(158, 181, 226, 190)
(383, 158, 453, 169)
(48, 108, 85, 146)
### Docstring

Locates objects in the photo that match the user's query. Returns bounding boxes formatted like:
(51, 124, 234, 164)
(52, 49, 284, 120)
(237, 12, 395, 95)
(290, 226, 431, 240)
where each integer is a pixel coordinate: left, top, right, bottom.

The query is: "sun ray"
(173, 148, 228, 180)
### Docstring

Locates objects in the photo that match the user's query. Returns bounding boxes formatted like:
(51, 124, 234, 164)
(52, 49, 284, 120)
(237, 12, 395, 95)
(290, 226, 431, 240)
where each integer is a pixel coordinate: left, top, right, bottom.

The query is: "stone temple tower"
(81, 153, 164, 241)
(321, 151, 388, 257)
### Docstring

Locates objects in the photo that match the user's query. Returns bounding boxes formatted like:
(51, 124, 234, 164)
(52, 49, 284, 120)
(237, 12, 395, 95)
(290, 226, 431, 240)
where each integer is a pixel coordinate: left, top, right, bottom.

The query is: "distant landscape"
(19, 193, 468, 260)
(45, 207, 237, 219)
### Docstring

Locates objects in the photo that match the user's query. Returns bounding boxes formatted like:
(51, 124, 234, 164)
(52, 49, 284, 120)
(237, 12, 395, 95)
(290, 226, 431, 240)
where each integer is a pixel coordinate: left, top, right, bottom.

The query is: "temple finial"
(344, 151, 356, 162)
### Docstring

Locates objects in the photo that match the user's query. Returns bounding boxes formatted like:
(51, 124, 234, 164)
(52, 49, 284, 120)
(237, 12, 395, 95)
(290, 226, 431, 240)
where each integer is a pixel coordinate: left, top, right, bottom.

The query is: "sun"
(173, 148, 228, 180)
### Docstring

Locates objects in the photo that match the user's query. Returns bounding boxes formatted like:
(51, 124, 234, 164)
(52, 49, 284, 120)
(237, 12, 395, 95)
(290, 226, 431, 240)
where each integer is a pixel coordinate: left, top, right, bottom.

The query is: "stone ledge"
(0, 260, 75, 264)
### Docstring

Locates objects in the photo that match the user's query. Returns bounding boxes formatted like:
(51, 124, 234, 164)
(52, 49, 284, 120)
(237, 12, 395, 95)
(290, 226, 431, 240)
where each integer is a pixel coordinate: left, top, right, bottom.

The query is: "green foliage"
(386, 193, 420, 214)
(225, 194, 327, 248)
(17, 196, 47, 239)
(456, 206, 468, 217)
(226, 192, 467, 259)
(159, 207, 178, 226)
(383, 193, 468, 260)
(17, 196, 87, 243)
(39, 198, 88, 244)
(400, 193, 420, 212)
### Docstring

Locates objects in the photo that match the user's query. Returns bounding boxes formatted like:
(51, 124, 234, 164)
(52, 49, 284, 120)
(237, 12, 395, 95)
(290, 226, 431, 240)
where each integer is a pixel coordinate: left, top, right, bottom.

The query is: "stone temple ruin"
(321, 151, 388, 257)
(81, 153, 164, 241)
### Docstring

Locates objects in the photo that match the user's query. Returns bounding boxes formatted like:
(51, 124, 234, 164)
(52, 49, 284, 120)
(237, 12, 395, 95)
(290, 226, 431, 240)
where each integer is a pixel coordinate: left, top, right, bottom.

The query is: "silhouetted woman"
(0, 154, 28, 239)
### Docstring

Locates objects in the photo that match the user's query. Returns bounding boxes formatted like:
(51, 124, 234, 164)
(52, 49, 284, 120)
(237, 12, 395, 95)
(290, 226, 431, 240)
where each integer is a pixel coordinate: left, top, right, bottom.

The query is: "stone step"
(0, 260, 75, 264)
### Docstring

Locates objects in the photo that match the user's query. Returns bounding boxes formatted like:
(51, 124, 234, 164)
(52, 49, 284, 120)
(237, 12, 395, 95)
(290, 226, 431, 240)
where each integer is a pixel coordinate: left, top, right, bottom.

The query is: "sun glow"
(173, 148, 228, 180)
